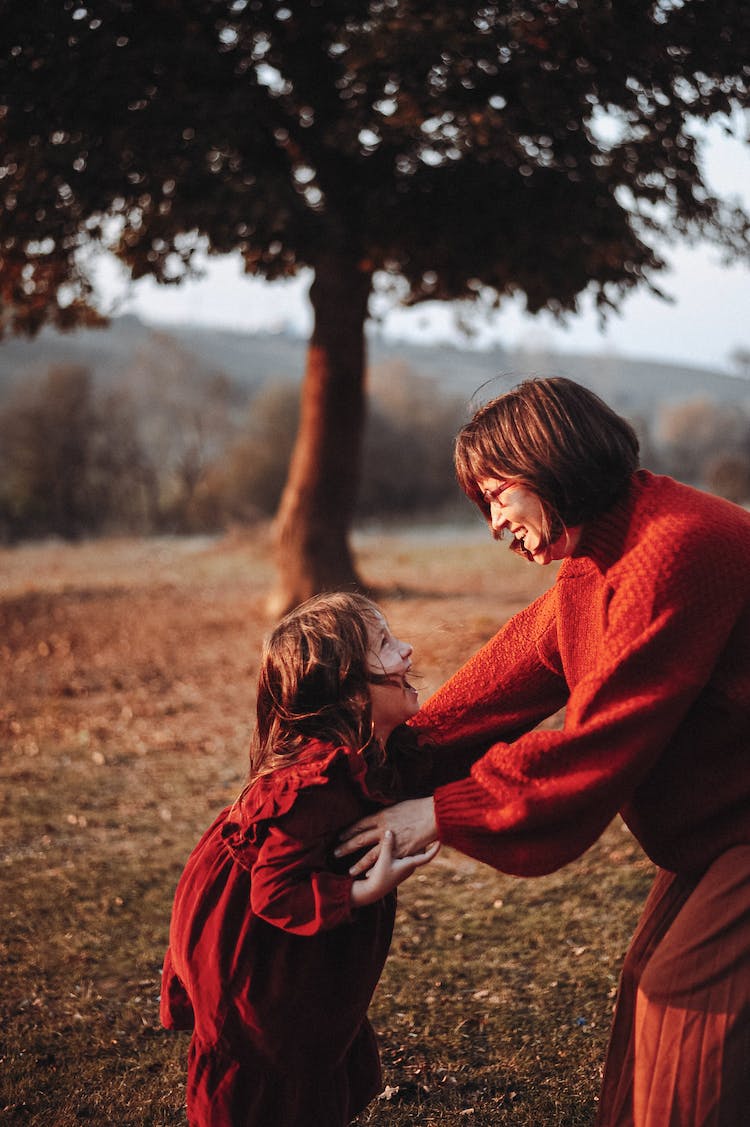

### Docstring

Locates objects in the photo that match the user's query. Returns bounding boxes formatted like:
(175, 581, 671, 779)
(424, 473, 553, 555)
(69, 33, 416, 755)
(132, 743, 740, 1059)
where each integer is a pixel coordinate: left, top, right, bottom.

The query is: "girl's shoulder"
(229, 738, 369, 830)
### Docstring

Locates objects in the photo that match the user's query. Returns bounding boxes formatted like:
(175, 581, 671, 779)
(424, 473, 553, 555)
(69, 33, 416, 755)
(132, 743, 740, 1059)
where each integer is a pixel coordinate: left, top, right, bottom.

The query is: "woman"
(338, 377, 750, 1125)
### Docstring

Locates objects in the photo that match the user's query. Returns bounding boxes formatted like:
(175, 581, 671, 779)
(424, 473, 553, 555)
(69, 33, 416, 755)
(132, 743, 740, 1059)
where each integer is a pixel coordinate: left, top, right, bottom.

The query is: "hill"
(1, 314, 749, 412)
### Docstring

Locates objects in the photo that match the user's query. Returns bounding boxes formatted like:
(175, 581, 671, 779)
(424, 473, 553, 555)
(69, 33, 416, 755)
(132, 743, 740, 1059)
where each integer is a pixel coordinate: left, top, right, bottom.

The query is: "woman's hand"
(336, 797, 439, 877)
(349, 830, 440, 908)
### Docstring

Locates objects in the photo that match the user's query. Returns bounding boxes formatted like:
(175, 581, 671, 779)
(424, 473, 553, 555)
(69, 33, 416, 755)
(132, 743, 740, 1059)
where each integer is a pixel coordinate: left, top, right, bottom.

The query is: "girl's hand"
(336, 797, 439, 877)
(349, 830, 440, 909)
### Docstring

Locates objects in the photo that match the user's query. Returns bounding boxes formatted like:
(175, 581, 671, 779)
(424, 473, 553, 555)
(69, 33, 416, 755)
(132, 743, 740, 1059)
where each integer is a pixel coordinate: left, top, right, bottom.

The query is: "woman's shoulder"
(580, 471, 749, 564)
(632, 472, 750, 561)
(597, 472, 750, 608)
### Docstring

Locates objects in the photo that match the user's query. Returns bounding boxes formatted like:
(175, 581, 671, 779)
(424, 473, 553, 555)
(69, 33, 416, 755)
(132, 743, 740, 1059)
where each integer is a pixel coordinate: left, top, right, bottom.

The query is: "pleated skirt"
(596, 845, 750, 1127)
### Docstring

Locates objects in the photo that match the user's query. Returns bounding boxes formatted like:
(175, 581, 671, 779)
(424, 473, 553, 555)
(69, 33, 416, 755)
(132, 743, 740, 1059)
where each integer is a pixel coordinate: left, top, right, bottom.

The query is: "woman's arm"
(339, 592, 565, 866)
(345, 514, 750, 878)
(430, 531, 750, 877)
(407, 589, 567, 786)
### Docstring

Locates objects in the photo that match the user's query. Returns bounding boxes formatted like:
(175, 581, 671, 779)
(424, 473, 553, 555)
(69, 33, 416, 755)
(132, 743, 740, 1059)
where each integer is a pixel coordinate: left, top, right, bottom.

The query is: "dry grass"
(0, 528, 654, 1125)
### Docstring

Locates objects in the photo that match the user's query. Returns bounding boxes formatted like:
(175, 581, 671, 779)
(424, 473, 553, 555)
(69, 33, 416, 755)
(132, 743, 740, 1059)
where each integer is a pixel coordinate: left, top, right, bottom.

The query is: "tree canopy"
(1, 0, 749, 608)
(2, 0, 749, 334)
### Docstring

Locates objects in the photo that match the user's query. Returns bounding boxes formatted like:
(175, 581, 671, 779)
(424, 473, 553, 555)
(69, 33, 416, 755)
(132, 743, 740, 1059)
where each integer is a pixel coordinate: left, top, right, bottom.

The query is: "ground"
(0, 528, 653, 1125)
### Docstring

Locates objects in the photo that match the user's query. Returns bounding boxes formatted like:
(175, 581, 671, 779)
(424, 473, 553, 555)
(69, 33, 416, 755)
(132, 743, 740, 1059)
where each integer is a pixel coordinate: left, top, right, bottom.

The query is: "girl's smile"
(366, 613, 419, 741)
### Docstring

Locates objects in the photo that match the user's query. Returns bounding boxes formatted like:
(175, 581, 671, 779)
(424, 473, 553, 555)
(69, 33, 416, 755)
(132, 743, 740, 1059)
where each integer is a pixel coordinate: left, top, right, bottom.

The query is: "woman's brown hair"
(247, 591, 387, 783)
(455, 377, 639, 543)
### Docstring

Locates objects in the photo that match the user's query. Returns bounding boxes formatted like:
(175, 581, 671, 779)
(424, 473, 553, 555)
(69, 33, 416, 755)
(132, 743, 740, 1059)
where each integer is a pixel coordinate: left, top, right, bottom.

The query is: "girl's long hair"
(247, 591, 389, 783)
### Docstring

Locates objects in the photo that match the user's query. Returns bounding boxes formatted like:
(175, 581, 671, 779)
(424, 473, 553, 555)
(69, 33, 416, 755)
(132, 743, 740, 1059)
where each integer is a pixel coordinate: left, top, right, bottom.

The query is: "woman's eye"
(483, 480, 514, 504)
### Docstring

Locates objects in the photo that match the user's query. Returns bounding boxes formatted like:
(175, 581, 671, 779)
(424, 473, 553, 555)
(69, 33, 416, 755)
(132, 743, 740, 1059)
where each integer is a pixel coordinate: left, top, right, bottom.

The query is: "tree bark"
(268, 252, 373, 617)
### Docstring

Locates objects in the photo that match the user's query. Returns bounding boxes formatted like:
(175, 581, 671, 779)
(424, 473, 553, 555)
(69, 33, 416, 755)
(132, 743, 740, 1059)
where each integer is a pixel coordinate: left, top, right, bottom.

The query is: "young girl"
(160, 592, 439, 1127)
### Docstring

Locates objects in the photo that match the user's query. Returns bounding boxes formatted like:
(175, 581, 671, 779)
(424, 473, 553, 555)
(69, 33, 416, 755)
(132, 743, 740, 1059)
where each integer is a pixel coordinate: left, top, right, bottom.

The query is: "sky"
(95, 118, 750, 375)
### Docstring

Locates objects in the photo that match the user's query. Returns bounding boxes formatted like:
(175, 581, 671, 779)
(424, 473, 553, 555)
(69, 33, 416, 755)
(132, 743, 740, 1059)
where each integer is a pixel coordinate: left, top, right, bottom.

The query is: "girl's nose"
(490, 503, 506, 533)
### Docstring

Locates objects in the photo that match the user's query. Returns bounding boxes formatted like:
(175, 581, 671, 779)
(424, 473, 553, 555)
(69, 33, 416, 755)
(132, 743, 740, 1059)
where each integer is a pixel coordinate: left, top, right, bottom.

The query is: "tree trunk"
(268, 252, 373, 617)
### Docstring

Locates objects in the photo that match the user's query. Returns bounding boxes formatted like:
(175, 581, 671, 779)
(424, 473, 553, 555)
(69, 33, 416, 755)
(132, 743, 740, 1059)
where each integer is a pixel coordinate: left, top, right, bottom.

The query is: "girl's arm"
(159, 947, 195, 1031)
(349, 830, 439, 908)
(250, 782, 437, 934)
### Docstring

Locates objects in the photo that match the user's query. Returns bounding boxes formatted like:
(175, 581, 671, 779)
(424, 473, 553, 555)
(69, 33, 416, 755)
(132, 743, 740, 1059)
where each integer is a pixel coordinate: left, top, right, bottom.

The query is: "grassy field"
(0, 528, 654, 1125)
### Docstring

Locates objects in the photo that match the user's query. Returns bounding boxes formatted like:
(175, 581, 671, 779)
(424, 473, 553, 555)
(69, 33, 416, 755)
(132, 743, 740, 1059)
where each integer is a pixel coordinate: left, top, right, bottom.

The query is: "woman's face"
(477, 475, 580, 566)
(365, 612, 419, 741)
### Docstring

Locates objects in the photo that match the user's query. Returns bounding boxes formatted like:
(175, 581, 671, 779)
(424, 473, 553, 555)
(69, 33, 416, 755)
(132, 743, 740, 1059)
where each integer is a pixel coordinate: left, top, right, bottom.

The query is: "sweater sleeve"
(434, 523, 749, 876)
(408, 587, 569, 789)
(250, 780, 358, 935)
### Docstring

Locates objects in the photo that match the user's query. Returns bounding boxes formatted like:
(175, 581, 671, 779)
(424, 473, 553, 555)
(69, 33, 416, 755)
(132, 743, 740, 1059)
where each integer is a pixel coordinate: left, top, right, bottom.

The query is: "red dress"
(160, 739, 396, 1127)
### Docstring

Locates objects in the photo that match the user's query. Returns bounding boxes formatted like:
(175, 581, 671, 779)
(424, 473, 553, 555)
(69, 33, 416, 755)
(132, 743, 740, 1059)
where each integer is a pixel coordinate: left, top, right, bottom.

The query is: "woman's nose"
(490, 502, 506, 532)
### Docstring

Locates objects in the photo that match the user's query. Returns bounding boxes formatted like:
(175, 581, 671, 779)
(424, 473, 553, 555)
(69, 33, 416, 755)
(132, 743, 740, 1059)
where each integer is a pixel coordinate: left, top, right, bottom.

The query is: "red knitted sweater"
(415, 471, 750, 878)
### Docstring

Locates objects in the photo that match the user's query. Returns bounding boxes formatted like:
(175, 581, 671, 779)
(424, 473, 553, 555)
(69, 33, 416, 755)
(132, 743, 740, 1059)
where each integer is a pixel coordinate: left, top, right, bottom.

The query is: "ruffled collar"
(221, 738, 371, 853)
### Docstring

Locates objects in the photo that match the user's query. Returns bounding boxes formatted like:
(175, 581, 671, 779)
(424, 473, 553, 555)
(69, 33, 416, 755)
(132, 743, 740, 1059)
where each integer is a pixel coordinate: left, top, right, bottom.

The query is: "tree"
(219, 380, 301, 521)
(655, 396, 749, 484)
(359, 361, 468, 518)
(704, 451, 750, 505)
(122, 331, 242, 530)
(1, 2, 749, 610)
(0, 365, 95, 537)
(0, 364, 150, 539)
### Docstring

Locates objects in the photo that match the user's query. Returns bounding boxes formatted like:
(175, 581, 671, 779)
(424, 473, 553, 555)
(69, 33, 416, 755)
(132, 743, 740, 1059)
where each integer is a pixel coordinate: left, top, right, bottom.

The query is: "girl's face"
(477, 474, 580, 565)
(365, 612, 419, 742)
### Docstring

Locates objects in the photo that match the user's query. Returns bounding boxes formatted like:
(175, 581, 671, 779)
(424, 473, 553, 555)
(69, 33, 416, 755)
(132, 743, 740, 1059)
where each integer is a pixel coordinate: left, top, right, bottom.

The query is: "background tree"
(217, 380, 301, 523)
(359, 361, 468, 519)
(654, 396, 749, 484)
(0, 364, 150, 540)
(122, 332, 242, 531)
(704, 451, 750, 505)
(1, 1, 749, 610)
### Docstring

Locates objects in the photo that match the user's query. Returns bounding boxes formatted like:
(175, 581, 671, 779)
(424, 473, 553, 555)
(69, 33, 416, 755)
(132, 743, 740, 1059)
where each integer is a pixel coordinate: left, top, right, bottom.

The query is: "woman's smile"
(477, 475, 580, 565)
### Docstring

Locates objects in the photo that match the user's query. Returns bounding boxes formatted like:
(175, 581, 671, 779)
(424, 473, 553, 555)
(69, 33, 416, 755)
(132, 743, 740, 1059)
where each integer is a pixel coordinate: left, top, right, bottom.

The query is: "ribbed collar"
(560, 470, 653, 578)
